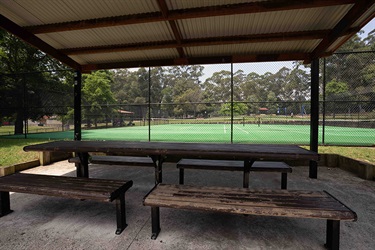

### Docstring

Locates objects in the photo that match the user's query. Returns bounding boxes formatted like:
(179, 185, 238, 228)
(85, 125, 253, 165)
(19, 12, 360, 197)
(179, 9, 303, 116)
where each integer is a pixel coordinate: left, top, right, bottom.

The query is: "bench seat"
(69, 155, 155, 167)
(177, 159, 292, 189)
(143, 184, 357, 249)
(0, 173, 133, 235)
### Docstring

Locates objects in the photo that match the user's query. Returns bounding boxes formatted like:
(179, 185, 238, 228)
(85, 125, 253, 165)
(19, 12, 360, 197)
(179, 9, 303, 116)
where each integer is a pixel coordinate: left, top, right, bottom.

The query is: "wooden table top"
(24, 141, 319, 161)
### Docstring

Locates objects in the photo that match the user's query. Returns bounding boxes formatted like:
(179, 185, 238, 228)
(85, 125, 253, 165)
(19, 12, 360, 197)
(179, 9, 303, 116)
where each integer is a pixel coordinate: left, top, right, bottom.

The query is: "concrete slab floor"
(0, 161, 374, 250)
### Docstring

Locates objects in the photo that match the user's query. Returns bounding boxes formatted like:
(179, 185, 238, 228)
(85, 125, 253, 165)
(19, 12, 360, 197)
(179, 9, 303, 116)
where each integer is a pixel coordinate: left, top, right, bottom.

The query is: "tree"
(82, 70, 116, 128)
(203, 70, 231, 103)
(0, 31, 71, 134)
(325, 79, 349, 117)
(325, 79, 349, 97)
(219, 102, 248, 116)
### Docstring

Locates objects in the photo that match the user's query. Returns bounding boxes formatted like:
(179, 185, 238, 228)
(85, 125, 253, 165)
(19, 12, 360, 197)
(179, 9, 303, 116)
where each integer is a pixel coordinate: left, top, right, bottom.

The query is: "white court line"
(223, 125, 226, 134)
(234, 125, 249, 134)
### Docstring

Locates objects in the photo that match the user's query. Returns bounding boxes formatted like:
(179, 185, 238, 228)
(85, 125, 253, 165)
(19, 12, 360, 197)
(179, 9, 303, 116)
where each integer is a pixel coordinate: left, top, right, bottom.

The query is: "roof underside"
(0, 0, 374, 72)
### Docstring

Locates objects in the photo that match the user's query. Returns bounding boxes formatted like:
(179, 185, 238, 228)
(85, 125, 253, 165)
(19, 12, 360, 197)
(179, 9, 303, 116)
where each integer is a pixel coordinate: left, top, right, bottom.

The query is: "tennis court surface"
(4, 124, 374, 146)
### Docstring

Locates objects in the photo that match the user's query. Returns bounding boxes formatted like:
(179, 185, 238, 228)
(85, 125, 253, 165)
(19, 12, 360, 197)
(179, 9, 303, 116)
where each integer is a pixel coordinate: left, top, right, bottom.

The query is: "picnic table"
(24, 141, 319, 183)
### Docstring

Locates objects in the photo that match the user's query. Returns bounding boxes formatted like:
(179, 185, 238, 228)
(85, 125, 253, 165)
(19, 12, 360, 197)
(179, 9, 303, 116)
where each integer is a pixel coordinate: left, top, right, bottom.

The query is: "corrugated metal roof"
(179, 6, 351, 39)
(72, 48, 179, 65)
(185, 40, 321, 57)
(37, 22, 173, 49)
(166, 0, 259, 10)
(0, 0, 373, 71)
(2, 0, 159, 24)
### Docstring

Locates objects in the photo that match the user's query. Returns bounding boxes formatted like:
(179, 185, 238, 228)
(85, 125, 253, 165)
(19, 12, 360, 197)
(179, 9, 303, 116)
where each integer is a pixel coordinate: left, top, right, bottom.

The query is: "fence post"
(231, 63, 234, 144)
(322, 58, 326, 145)
(310, 58, 319, 179)
(74, 70, 82, 141)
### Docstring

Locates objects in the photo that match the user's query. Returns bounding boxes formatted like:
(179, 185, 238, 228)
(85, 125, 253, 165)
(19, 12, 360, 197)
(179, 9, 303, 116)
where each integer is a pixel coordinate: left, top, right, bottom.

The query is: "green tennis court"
(4, 124, 374, 146)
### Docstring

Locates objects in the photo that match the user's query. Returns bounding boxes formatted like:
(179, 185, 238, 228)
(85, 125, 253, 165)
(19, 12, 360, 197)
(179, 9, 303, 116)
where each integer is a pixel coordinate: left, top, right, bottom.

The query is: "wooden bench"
(144, 184, 357, 249)
(177, 159, 292, 189)
(0, 173, 133, 235)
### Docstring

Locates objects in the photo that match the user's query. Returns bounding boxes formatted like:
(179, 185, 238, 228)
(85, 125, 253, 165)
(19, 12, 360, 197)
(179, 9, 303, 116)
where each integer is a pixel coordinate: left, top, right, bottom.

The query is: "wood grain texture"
(24, 141, 319, 161)
(177, 159, 292, 172)
(144, 184, 357, 221)
(69, 155, 154, 166)
(0, 173, 133, 202)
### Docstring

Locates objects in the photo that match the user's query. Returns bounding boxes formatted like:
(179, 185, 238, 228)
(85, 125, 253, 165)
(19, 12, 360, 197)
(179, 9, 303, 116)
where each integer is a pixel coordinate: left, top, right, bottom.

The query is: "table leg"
(77, 152, 89, 178)
(281, 173, 288, 189)
(309, 160, 318, 179)
(151, 155, 164, 184)
(243, 160, 255, 188)
(179, 168, 184, 184)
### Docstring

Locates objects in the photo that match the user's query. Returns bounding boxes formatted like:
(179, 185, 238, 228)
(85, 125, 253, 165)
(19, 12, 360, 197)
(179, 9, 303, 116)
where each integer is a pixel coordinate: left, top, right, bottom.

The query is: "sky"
(199, 18, 375, 81)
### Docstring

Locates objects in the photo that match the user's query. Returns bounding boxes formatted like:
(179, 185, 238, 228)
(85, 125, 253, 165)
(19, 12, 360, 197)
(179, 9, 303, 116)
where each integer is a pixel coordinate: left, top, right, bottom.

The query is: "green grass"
(316, 146, 375, 164)
(0, 125, 63, 136)
(0, 138, 374, 167)
(0, 139, 55, 166)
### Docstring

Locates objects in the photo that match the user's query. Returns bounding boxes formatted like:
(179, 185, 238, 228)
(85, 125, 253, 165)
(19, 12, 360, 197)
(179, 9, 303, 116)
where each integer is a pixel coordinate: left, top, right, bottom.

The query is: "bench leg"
(281, 173, 287, 189)
(151, 207, 161, 240)
(325, 220, 340, 250)
(0, 191, 12, 217)
(243, 169, 249, 188)
(115, 194, 127, 235)
(179, 168, 184, 185)
(243, 160, 254, 188)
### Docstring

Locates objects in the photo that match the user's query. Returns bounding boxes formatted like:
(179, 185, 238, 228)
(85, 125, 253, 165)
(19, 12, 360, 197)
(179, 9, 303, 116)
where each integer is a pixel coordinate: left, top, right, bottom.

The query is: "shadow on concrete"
(0, 161, 374, 250)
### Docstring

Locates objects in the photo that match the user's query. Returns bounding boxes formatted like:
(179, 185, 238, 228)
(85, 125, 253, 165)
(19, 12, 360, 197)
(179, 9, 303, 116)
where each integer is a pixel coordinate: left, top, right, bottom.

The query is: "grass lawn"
(303, 146, 375, 164)
(0, 138, 374, 167)
(0, 139, 54, 166)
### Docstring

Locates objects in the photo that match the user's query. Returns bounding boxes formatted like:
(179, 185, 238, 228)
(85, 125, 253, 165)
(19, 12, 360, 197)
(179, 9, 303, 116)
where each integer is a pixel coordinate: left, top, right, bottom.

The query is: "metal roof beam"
(0, 14, 81, 70)
(156, 0, 185, 58)
(81, 53, 310, 72)
(60, 30, 336, 55)
(309, 0, 375, 60)
(328, 10, 375, 54)
(26, 0, 356, 34)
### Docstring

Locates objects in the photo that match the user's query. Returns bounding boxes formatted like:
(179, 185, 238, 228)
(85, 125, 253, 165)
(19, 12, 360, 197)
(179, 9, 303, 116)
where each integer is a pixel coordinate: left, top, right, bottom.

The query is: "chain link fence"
(0, 70, 74, 136)
(1, 51, 374, 145)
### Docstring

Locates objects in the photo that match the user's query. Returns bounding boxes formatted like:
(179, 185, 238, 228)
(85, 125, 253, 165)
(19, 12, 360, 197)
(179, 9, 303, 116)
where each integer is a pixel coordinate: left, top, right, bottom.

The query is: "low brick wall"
(320, 154, 375, 180)
(0, 160, 40, 177)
